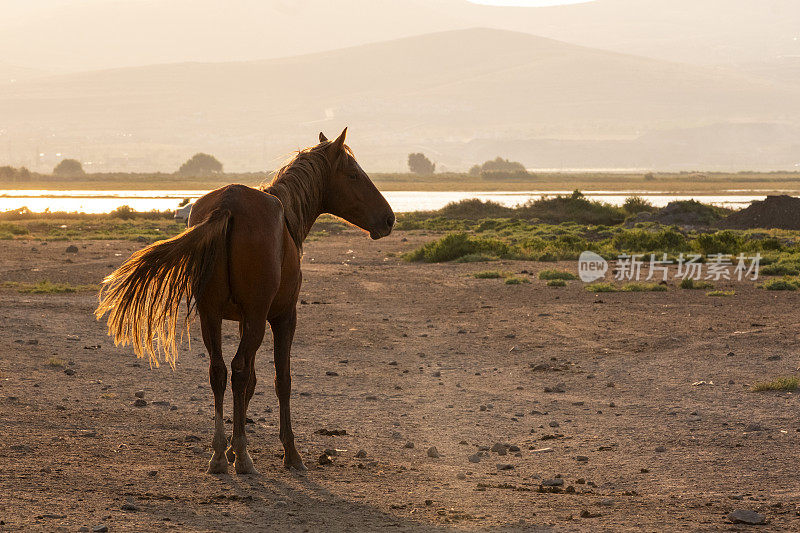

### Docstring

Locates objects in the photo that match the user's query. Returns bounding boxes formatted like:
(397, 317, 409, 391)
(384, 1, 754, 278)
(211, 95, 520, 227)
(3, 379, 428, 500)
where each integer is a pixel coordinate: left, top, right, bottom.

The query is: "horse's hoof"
(225, 446, 236, 464)
(207, 455, 229, 475)
(234, 452, 259, 475)
(284, 458, 307, 473)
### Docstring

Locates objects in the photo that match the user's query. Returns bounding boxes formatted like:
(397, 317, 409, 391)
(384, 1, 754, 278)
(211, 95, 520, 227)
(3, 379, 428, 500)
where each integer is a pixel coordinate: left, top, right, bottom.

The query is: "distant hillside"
(0, 28, 797, 172)
(1, 0, 797, 71)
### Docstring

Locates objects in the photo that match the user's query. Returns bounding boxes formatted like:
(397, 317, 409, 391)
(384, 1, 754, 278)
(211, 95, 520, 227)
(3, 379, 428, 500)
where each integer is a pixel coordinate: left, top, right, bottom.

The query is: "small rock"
(580, 509, 600, 518)
(66, 245, 79, 254)
(132, 398, 147, 407)
(549, 421, 560, 428)
(654, 446, 666, 452)
(148, 470, 158, 477)
(427, 446, 440, 458)
(318, 453, 333, 465)
(121, 501, 139, 511)
(598, 498, 614, 507)
(323, 448, 338, 457)
(541, 478, 564, 487)
(744, 423, 765, 432)
(575, 455, 589, 462)
(432, 370, 441, 378)
(490, 442, 507, 455)
(508, 445, 520, 452)
(403, 441, 415, 449)
(64, 368, 75, 376)
(727, 509, 766, 525)
(497, 464, 514, 471)
(355, 449, 367, 458)
(325, 371, 338, 376)
(456, 472, 467, 480)
(134, 390, 145, 399)
(92, 526, 109, 533)
(468, 453, 481, 463)
(274, 500, 288, 508)
(544, 383, 566, 393)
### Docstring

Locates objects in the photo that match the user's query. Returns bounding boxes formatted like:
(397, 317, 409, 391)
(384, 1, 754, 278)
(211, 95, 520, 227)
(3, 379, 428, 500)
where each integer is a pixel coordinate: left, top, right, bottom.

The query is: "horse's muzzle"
(370, 212, 395, 240)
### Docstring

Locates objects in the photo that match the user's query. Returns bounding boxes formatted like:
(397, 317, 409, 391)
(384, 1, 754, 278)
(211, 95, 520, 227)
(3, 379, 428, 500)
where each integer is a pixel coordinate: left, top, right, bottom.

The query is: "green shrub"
(707, 290, 735, 297)
(586, 282, 618, 292)
(621, 282, 667, 292)
(623, 196, 657, 214)
(538, 269, 578, 281)
(404, 233, 510, 263)
(0, 222, 29, 236)
(1, 280, 96, 294)
(546, 279, 567, 287)
(504, 276, 530, 285)
(694, 231, 743, 255)
(752, 376, 798, 392)
(760, 279, 799, 291)
(679, 278, 715, 290)
(612, 228, 688, 252)
(473, 270, 506, 279)
(760, 264, 799, 276)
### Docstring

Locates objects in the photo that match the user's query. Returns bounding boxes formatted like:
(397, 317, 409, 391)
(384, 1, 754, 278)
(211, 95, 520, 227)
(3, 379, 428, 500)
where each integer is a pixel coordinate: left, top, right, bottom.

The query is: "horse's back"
(190, 184, 295, 319)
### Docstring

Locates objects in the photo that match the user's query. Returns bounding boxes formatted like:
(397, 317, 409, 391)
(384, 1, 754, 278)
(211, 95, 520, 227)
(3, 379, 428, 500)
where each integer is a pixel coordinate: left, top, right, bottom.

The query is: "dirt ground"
(2, 229, 800, 532)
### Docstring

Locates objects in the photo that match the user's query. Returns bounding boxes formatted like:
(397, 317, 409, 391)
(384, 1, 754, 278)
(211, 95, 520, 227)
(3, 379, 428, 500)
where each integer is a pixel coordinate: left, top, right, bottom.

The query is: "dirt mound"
(627, 199, 728, 228)
(721, 195, 800, 230)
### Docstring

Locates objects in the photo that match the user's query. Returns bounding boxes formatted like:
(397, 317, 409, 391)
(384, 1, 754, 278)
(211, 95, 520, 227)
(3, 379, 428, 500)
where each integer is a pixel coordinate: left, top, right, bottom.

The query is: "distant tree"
(17, 167, 30, 181)
(0, 166, 15, 180)
(178, 153, 223, 176)
(53, 159, 85, 177)
(407, 153, 435, 175)
(469, 157, 528, 179)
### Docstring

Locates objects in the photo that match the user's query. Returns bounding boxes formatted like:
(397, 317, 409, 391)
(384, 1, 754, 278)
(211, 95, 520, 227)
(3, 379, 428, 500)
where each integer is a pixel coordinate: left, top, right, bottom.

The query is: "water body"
(0, 189, 783, 214)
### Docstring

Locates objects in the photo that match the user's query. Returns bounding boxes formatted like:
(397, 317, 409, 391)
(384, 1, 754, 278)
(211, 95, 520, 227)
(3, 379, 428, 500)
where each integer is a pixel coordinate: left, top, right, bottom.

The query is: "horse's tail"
(95, 208, 231, 368)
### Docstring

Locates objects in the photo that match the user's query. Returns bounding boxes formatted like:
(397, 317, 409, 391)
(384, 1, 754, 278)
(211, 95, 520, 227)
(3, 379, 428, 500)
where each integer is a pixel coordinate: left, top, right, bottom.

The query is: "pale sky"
(467, 0, 595, 5)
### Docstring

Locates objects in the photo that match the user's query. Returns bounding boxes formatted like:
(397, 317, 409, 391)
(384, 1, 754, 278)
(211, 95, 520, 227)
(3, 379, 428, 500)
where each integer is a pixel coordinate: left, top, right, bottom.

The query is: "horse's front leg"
(270, 309, 305, 471)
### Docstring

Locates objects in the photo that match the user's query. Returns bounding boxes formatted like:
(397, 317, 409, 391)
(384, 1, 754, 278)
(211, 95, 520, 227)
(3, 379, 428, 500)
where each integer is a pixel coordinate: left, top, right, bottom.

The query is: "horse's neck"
(265, 173, 323, 249)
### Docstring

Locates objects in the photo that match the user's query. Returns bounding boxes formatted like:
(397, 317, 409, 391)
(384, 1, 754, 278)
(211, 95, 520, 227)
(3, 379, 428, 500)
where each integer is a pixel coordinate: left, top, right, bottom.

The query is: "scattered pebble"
(318, 453, 333, 465)
(134, 390, 145, 399)
(541, 478, 564, 487)
(497, 464, 514, 471)
(427, 446, 440, 458)
(133, 399, 147, 407)
(727, 509, 766, 525)
(468, 453, 481, 463)
(355, 449, 367, 458)
(403, 441, 415, 449)
(543, 383, 566, 393)
(654, 446, 666, 452)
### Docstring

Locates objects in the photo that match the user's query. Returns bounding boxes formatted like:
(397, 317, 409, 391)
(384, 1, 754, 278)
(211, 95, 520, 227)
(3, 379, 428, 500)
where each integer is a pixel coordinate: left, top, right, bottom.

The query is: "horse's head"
(318, 128, 395, 240)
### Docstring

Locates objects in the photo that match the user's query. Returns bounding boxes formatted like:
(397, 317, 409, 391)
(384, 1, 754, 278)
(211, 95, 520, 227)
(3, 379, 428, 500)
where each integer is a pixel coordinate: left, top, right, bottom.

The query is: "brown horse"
(95, 128, 394, 474)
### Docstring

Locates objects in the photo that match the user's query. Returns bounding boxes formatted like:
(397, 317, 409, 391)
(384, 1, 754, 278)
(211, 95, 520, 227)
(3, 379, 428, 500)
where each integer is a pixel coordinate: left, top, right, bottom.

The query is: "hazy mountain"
(0, 28, 797, 172)
(1, 0, 798, 72)
(0, 62, 46, 84)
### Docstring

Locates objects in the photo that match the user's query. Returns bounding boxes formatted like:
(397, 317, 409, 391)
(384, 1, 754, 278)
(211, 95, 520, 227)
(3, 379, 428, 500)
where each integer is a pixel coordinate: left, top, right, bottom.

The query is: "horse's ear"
(319, 132, 327, 143)
(327, 127, 347, 166)
(331, 127, 347, 152)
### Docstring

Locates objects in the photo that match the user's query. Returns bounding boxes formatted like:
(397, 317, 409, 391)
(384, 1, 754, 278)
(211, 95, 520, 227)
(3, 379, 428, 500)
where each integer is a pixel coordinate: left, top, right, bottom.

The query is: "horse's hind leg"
(226, 323, 257, 464)
(270, 309, 305, 471)
(200, 310, 228, 474)
(229, 314, 266, 475)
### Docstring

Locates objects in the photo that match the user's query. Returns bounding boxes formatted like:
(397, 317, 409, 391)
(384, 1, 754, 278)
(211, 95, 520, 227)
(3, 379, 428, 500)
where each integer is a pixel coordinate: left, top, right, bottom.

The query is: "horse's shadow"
(172, 470, 456, 532)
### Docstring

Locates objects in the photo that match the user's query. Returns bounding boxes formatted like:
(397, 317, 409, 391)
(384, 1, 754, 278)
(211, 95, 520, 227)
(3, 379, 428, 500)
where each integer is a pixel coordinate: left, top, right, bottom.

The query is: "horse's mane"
(261, 141, 354, 249)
